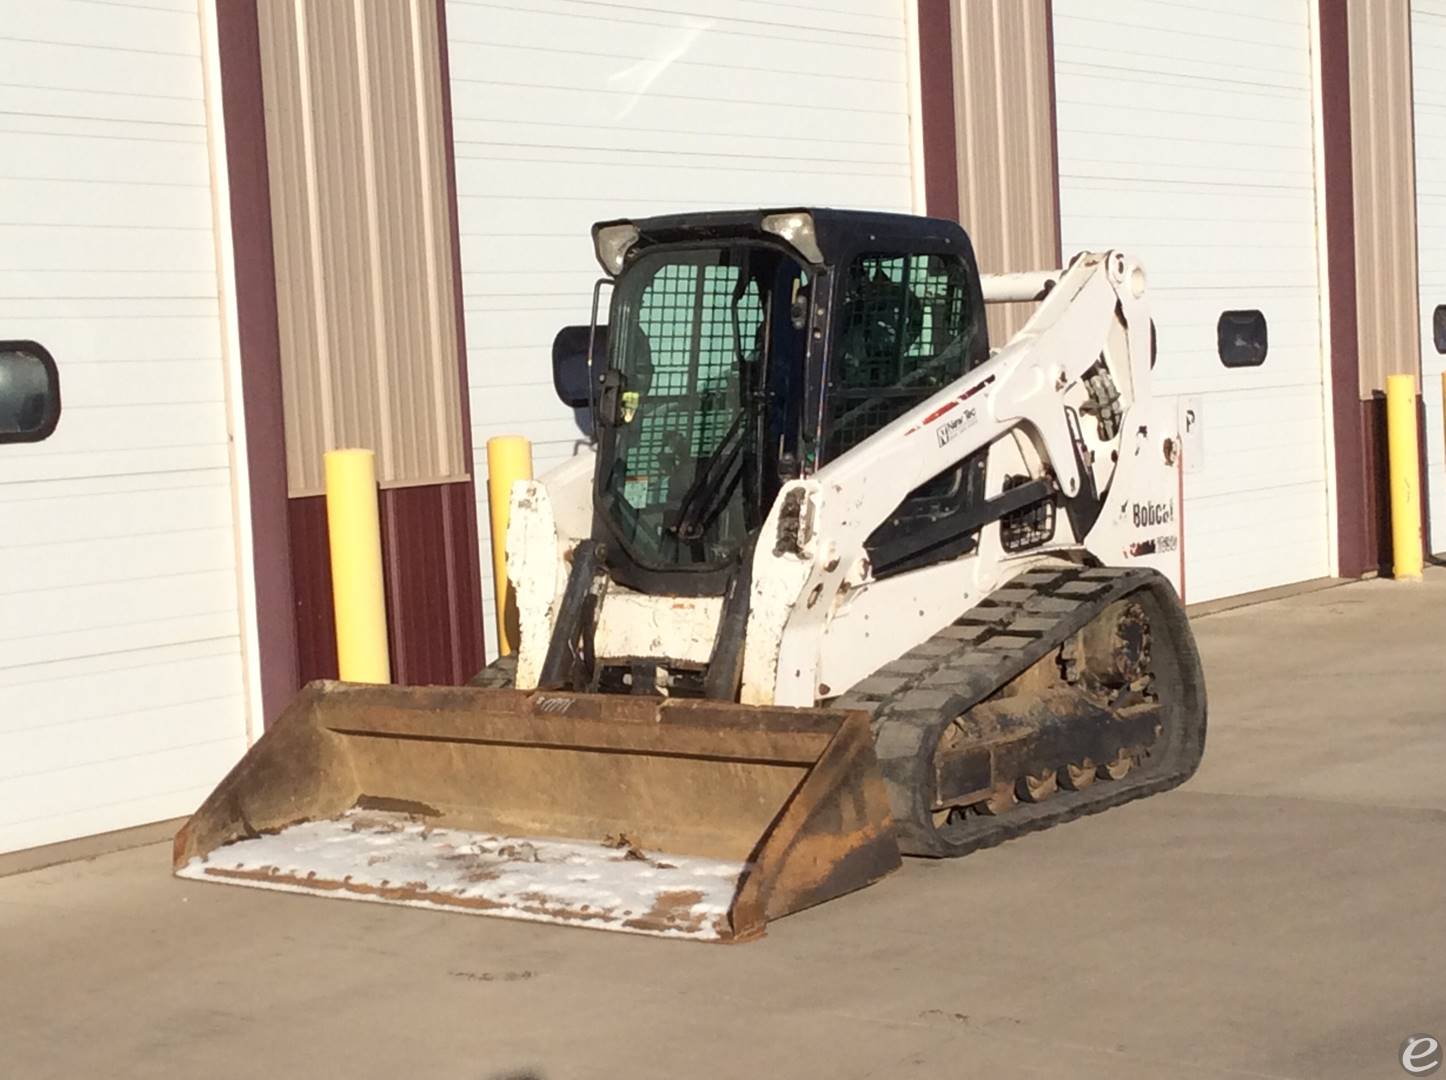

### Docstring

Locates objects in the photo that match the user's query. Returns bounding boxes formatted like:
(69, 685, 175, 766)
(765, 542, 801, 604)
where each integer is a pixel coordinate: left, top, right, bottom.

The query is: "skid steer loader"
(175, 209, 1206, 942)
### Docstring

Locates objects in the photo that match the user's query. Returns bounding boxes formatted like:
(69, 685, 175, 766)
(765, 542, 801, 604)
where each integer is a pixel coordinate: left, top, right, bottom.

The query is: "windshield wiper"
(667, 409, 749, 542)
(668, 251, 767, 546)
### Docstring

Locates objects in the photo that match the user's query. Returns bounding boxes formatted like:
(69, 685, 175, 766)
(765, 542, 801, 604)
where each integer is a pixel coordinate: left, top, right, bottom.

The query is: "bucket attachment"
(174, 682, 900, 942)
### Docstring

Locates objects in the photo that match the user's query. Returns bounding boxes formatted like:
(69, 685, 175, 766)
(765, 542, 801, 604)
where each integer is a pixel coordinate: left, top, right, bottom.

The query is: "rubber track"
(833, 563, 1207, 858)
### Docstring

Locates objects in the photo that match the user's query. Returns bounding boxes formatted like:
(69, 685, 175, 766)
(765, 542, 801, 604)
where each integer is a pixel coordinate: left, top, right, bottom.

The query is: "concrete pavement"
(3, 572, 1445, 1080)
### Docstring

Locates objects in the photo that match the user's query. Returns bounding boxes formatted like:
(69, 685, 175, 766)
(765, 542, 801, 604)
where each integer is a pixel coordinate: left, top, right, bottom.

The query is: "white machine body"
(506, 250, 1183, 707)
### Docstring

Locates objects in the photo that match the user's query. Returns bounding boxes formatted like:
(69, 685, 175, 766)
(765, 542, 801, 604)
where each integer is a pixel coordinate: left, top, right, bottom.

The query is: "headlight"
(593, 223, 640, 276)
(761, 211, 824, 264)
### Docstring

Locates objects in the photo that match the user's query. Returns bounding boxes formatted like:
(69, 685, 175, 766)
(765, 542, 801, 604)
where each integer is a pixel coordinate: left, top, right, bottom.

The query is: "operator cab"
(551, 208, 991, 597)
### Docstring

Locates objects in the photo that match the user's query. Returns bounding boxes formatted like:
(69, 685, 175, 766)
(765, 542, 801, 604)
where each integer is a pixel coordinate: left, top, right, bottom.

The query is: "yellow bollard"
(487, 435, 534, 655)
(1386, 373, 1424, 581)
(324, 448, 391, 682)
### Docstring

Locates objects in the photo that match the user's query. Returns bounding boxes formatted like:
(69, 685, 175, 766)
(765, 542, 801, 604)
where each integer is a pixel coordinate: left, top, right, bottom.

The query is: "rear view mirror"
(552, 324, 607, 409)
(0, 341, 60, 443)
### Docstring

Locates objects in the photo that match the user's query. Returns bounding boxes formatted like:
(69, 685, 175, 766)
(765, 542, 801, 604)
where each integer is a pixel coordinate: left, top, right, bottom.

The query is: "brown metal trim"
(381, 483, 486, 685)
(214, 0, 298, 724)
(288, 495, 337, 684)
(917, 0, 959, 220)
(434, 0, 486, 663)
(1043, 0, 1063, 265)
(1360, 395, 1390, 574)
(1317, 0, 1370, 578)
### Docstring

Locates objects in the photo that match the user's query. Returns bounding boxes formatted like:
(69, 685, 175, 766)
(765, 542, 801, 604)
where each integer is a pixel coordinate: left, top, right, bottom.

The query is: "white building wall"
(443, 0, 918, 655)
(1415, 2, 1446, 554)
(1051, 0, 1333, 601)
(0, 0, 250, 853)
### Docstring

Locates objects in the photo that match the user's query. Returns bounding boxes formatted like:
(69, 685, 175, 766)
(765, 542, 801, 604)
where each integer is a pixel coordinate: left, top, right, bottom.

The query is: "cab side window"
(823, 252, 984, 461)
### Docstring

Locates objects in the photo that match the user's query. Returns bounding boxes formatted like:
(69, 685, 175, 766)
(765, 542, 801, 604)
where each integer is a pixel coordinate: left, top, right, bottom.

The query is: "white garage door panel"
(1059, 216, 1311, 253)
(447, 4, 901, 68)
(0, 467, 224, 504)
(2, 0, 201, 50)
(451, 45, 898, 115)
(1, 694, 244, 788)
(447, 0, 914, 653)
(1415, 4, 1446, 553)
(449, 81, 906, 147)
(0, 5, 249, 853)
(0, 740, 242, 855)
(0, 131, 211, 185)
(0, 613, 243, 676)
(491, 0, 900, 37)
(0, 446, 232, 486)
(1, 483, 233, 546)
(1184, 489, 1330, 600)
(0, 647, 238, 727)
(0, 274, 220, 302)
(0, 84, 202, 127)
(1148, 302, 1324, 394)
(471, 382, 582, 430)
(452, 117, 904, 168)
(0, 180, 214, 229)
(1055, 130, 1309, 180)
(456, 155, 906, 200)
(1063, 157, 1310, 191)
(2, 570, 238, 641)
(1054, 1, 1331, 602)
(49, 360, 225, 408)
(455, 266, 598, 303)
(5, 399, 225, 456)
(1174, 389, 1329, 499)
(1060, 186, 1314, 230)
(0, 227, 218, 273)
(0, 44, 201, 102)
(458, 312, 578, 354)
(1, 530, 234, 595)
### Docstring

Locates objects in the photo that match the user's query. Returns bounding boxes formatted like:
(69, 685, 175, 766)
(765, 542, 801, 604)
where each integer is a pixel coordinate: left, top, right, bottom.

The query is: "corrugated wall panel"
(258, 0, 465, 496)
(287, 483, 484, 687)
(951, 0, 1059, 343)
(1348, 0, 1420, 397)
(1416, 3, 1446, 553)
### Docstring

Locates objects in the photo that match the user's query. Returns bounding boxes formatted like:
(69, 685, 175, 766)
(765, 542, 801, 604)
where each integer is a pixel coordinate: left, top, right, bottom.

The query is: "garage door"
(0, 3, 250, 853)
(1052, 0, 1332, 601)
(1415, 2, 1446, 554)
(444, 0, 917, 652)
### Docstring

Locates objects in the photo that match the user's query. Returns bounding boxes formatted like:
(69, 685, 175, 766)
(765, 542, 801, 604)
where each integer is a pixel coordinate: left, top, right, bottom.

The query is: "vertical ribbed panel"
(258, 0, 465, 496)
(1348, 0, 1420, 397)
(951, 0, 1059, 345)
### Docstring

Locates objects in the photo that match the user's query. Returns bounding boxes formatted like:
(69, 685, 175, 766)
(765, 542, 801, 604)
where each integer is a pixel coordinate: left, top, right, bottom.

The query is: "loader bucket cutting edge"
(173, 681, 901, 942)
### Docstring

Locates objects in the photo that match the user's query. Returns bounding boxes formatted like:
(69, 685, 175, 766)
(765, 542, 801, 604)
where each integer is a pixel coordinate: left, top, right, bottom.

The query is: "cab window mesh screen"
(622, 262, 763, 509)
(824, 252, 977, 460)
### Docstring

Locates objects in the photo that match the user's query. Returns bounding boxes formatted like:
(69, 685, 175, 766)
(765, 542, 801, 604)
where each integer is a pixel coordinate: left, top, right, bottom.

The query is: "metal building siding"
(951, 0, 1059, 344)
(1414, 2, 1446, 552)
(1051, 0, 1332, 602)
(257, 0, 467, 498)
(0, 1, 249, 852)
(444, 0, 917, 653)
(287, 483, 485, 688)
(1348, 0, 1420, 398)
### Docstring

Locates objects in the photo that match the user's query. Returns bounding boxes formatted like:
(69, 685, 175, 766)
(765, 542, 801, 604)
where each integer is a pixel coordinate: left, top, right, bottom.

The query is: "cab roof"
(594, 207, 974, 268)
